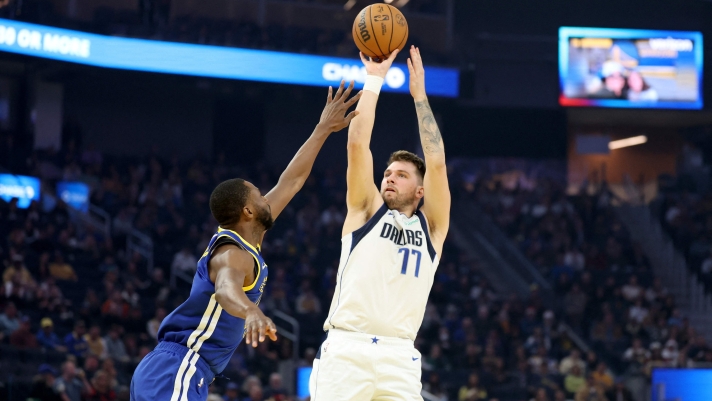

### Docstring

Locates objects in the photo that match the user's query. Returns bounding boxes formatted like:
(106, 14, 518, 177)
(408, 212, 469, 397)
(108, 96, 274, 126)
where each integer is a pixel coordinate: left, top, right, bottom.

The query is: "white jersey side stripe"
(179, 352, 200, 401)
(171, 294, 221, 401)
(170, 350, 194, 401)
(192, 305, 223, 352)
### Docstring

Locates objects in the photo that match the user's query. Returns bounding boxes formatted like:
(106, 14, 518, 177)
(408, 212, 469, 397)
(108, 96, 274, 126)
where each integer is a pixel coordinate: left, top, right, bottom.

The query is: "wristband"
(363, 75, 385, 95)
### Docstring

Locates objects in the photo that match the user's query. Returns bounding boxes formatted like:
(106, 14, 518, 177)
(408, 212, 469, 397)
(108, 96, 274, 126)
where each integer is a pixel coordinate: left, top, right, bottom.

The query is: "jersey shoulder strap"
(415, 209, 437, 262)
(350, 203, 389, 252)
(207, 227, 264, 291)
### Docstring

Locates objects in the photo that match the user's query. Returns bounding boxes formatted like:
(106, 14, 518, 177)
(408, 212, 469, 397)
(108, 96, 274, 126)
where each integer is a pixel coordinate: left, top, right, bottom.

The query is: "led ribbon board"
(0, 173, 40, 208)
(559, 27, 703, 109)
(57, 181, 89, 212)
(0, 19, 459, 97)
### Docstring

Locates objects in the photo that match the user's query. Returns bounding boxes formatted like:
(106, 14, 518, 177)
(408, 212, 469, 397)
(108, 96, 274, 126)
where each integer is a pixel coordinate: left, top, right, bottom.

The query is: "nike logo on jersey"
(412, 357, 419, 361)
(380, 223, 423, 247)
(198, 378, 204, 388)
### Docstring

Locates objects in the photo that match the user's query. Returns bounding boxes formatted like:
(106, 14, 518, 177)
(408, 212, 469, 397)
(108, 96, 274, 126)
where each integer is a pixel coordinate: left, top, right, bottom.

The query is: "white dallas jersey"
(324, 204, 440, 341)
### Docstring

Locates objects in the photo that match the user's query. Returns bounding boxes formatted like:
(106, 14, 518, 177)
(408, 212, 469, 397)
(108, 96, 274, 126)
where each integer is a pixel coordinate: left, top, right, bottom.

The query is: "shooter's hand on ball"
(359, 49, 399, 79)
(319, 80, 362, 133)
(407, 45, 426, 101)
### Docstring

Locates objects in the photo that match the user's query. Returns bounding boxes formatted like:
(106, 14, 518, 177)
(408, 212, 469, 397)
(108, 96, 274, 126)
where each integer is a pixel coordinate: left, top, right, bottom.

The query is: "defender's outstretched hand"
(320, 80, 362, 133)
(359, 49, 399, 78)
(244, 307, 278, 348)
(407, 45, 426, 101)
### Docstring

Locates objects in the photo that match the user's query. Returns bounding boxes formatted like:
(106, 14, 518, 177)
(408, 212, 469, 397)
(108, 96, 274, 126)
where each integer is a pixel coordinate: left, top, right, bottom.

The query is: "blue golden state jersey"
(157, 227, 268, 375)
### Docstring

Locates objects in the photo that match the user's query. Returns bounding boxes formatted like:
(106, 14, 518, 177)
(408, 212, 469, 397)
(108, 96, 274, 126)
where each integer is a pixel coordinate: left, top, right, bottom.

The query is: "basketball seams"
(369, 6, 387, 58)
(387, 6, 394, 56)
(394, 23, 408, 53)
(353, 9, 379, 58)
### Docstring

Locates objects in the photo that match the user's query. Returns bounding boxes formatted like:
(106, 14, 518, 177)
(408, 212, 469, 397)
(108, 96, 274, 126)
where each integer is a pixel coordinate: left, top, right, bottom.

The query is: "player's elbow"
(214, 289, 228, 308)
(427, 160, 447, 174)
(277, 175, 305, 195)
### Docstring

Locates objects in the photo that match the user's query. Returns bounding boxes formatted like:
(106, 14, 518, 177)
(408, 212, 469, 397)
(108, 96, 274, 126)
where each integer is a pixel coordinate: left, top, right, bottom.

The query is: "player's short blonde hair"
(387, 150, 425, 182)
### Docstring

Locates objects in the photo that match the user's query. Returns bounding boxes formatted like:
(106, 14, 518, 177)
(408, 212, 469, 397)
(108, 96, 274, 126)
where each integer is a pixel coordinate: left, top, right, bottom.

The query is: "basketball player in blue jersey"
(130, 81, 362, 401)
(310, 47, 451, 400)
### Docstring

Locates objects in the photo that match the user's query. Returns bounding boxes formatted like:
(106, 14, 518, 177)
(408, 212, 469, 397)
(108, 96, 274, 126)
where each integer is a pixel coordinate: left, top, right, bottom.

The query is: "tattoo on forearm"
(414, 99, 443, 155)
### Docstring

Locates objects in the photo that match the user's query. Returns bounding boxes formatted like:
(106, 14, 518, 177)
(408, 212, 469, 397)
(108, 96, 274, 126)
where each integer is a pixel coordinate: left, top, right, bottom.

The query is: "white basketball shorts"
(309, 329, 423, 401)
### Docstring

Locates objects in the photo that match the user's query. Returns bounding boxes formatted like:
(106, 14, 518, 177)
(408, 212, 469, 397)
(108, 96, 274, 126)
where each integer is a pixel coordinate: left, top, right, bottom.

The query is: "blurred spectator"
(423, 343, 450, 371)
(84, 370, 117, 401)
(37, 276, 67, 312)
(102, 358, 121, 388)
(605, 380, 633, 401)
(531, 388, 551, 401)
(145, 269, 171, 303)
(146, 307, 167, 341)
(84, 355, 101, 381)
(591, 362, 613, 391)
(104, 325, 130, 362)
(98, 255, 119, 273)
(29, 364, 63, 401)
(564, 365, 585, 397)
(54, 361, 90, 401)
(563, 284, 587, 330)
(85, 324, 109, 359)
(423, 372, 448, 401)
(559, 349, 586, 376)
(553, 390, 567, 401)
(644, 278, 668, 303)
(263, 372, 288, 399)
(10, 316, 38, 349)
(80, 289, 102, 320)
(37, 317, 67, 352)
(64, 320, 90, 359)
(574, 374, 607, 401)
(122, 282, 141, 308)
(223, 382, 240, 401)
(528, 363, 561, 398)
(621, 276, 642, 302)
(627, 299, 648, 324)
(243, 385, 264, 401)
(3, 254, 35, 284)
(0, 301, 20, 337)
(622, 338, 649, 365)
(171, 244, 198, 275)
(49, 250, 79, 281)
(241, 375, 261, 397)
(458, 373, 487, 400)
(294, 282, 321, 315)
(102, 290, 129, 320)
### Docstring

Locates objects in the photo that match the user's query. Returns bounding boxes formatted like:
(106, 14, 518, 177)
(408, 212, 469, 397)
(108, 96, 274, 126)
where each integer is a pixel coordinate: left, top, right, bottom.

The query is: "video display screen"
(652, 369, 712, 400)
(559, 27, 703, 109)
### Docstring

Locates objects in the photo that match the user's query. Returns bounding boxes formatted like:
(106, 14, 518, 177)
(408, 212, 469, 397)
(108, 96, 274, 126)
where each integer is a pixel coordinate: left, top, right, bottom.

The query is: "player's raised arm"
(407, 46, 450, 253)
(210, 245, 277, 348)
(343, 50, 399, 233)
(265, 81, 362, 221)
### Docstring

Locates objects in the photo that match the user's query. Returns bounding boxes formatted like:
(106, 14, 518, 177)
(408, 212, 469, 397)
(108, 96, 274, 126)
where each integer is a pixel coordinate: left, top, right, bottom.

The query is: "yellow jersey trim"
(210, 230, 263, 292)
(217, 227, 261, 254)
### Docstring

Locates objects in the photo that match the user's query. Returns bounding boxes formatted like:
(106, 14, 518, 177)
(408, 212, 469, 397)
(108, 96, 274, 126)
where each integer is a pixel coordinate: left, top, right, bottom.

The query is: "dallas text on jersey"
(379, 222, 423, 247)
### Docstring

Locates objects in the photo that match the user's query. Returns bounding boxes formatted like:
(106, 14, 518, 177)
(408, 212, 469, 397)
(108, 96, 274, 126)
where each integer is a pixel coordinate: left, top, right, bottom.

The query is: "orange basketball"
(352, 4, 408, 61)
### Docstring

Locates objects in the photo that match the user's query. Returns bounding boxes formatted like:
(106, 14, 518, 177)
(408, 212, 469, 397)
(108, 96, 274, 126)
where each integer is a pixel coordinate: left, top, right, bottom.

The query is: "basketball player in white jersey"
(309, 45, 450, 400)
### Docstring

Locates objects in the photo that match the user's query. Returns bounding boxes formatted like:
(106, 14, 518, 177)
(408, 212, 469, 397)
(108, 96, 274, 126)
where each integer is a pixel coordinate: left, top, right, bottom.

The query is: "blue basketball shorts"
(130, 342, 214, 401)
